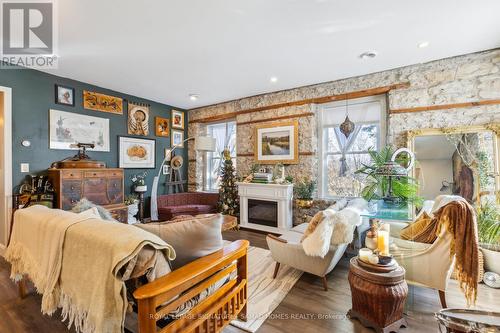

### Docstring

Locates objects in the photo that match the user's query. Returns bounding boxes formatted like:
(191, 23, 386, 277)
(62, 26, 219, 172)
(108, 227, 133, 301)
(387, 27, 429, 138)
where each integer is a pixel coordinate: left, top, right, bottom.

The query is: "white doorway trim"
(0, 86, 12, 256)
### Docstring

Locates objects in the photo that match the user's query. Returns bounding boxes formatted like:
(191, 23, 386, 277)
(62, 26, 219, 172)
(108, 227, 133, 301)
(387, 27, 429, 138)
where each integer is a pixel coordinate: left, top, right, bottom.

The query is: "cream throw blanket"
(5, 205, 100, 312)
(5, 205, 176, 333)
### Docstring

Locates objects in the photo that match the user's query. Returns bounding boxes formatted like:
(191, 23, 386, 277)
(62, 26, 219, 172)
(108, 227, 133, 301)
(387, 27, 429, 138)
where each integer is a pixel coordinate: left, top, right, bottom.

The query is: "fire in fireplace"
(247, 199, 278, 227)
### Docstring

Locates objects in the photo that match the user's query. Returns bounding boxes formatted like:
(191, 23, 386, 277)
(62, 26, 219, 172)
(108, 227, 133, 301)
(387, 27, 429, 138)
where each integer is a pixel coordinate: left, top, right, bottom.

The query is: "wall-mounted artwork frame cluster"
(50, 84, 186, 170)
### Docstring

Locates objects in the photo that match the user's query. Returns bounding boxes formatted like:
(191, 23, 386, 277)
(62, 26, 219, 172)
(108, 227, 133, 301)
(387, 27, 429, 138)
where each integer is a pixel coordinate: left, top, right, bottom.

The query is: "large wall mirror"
(407, 124, 500, 205)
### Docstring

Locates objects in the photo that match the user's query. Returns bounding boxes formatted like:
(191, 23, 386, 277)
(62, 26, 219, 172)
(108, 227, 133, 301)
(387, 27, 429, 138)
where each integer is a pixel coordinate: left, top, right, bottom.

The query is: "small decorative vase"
(127, 202, 139, 224)
(135, 185, 147, 192)
(296, 199, 313, 209)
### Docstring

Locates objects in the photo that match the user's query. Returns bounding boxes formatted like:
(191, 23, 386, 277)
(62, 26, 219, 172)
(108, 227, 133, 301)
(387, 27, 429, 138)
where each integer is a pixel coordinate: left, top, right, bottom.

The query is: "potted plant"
(294, 177, 316, 208)
(477, 201, 500, 274)
(124, 194, 139, 224)
(355, 146, 423, 207)
(131, 171, 148, 192)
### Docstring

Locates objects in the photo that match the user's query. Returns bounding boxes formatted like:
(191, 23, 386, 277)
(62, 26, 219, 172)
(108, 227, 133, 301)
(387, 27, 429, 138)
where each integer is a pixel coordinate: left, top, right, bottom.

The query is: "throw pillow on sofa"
(136, 214, 223, 270)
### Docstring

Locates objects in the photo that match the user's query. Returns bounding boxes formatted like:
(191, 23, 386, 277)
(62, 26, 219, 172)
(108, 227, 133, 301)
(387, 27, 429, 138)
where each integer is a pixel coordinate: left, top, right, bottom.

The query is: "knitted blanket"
(435, 200, 479, 306)
(5, 205, 99, 313)
(5, 205, 175, 333)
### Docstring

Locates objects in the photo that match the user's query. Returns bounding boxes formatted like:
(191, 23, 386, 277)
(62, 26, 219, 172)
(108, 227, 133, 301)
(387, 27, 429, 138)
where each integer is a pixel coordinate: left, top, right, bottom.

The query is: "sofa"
(157, 192, 219, 221)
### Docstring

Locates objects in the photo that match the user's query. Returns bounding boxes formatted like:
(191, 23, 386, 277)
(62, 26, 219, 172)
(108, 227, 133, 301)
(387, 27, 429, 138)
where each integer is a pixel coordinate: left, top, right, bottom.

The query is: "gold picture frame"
(254, 120, 299, 164)
(155, 117, 170, 137)
(171, 110, 184, 129)
(83, 90, 123, 114)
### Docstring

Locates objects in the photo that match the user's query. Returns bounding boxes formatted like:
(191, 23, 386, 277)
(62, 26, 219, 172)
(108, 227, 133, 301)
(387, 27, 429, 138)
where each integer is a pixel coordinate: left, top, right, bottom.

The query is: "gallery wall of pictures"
(0, 65, 187, 200)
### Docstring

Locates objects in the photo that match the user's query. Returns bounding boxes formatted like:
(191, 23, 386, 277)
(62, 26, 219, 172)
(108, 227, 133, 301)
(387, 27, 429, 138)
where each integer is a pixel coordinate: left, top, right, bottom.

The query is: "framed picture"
(49, 109, 110, 151)
(164, 148, 172, 161)
(128, 101, 150, 136)
(55, 84, 75, 106)
(83, 90, 123, 114)
(118, 136, 156, 169)
(255, 120, 299, 164)
(171, 110, 184, 129)
(171, 129, 184, 147)
(155, 117, 170, 137)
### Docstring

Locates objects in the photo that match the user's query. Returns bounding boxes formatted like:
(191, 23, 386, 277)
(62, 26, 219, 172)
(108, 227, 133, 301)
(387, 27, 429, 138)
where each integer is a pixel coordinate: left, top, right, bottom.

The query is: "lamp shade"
(374, 161, 408, 177)
(194, 136, 216, 152)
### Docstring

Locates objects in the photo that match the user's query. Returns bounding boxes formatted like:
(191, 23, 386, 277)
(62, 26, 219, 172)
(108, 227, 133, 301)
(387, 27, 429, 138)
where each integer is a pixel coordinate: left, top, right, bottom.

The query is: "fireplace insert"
(247, 199, 278, 227)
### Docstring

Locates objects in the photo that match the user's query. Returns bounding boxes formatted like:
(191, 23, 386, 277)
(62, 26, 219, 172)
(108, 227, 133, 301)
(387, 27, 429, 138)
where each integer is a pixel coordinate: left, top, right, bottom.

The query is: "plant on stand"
(125, 194, 139, 224)
(131, 171, 148, 192)
(217, 148, 239, 216)
(294, 177, 316, 208)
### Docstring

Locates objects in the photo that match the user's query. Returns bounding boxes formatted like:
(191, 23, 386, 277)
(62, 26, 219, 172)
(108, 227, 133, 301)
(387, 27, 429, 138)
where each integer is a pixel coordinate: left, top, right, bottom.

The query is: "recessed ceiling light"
(189, 94, 199, 101)
(359, 51, 377, 59)
(417, 41, 430, 48)
(270, 76, 278, 83)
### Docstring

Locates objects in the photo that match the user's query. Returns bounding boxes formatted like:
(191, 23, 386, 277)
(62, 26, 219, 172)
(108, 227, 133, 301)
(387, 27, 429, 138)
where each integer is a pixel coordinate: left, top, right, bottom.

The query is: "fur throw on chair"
(302, 199, 366, 257)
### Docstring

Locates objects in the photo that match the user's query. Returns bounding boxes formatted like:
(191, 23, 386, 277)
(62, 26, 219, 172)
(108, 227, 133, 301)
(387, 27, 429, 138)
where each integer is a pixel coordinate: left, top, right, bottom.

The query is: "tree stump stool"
(348, 257, 408, 333)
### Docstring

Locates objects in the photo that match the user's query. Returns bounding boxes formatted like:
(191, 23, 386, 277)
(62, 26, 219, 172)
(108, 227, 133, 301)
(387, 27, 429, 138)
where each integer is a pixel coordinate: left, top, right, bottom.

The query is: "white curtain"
(334, 126, 362, 176)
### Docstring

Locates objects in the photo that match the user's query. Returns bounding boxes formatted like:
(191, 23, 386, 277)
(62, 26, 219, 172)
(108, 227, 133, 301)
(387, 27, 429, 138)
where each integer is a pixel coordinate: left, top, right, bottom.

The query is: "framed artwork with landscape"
(118, 136, 156, 169)
(255, 120, 299, 164)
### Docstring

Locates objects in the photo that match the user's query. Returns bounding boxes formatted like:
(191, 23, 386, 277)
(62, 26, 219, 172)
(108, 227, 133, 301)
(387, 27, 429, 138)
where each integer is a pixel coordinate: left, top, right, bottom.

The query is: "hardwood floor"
(1, 229, 499, 333)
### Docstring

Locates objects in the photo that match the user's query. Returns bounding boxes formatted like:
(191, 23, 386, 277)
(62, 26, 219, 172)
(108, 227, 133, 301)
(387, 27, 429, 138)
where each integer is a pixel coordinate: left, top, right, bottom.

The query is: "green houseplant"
(355, 146, 423, 207)
(294, 177, 316, 208)
(477, 201, 500, 274)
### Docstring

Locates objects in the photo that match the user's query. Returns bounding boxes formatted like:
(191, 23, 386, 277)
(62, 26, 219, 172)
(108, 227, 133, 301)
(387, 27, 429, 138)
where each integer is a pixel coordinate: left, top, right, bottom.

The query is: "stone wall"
(187, 49, 500, 194)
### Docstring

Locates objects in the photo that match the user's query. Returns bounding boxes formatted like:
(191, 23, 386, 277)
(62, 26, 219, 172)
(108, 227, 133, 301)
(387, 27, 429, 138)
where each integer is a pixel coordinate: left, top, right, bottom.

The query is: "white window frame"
(317, 95, 387, 199)
(204, 120, 236, 192)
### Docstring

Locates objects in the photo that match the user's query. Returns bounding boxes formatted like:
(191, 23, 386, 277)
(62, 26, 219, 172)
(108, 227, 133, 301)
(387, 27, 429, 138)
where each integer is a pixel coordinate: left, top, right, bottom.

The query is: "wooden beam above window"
(389, 99, 500, 114)
(189, 83, 409, 124)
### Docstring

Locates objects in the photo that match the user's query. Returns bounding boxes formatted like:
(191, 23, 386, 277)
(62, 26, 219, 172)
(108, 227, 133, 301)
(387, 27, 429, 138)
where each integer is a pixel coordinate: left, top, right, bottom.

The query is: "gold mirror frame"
(406, 124, 500, 205)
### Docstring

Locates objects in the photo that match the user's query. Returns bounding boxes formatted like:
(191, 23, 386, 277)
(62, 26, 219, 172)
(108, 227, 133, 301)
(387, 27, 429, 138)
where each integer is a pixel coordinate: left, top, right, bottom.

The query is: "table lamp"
(374, 148, 414, 203)
(150, 136, 216, 221)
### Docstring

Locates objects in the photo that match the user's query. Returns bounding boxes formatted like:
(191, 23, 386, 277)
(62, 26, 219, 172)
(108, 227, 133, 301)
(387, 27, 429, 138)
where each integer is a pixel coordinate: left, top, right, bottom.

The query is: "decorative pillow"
(71, 198, 115, 221)
(301, 211, 325, 242)
(400, 212, 433, 241)
(136, 214, 223, 270)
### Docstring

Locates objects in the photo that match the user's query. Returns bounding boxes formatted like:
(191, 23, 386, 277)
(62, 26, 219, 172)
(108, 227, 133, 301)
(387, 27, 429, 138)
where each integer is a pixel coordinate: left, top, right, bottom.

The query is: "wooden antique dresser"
(48, 168, 128, 223)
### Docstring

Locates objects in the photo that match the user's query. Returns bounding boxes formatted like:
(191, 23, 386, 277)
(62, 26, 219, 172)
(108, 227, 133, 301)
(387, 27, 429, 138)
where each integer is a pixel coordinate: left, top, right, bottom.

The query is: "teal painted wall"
(0, 66, 188, 215)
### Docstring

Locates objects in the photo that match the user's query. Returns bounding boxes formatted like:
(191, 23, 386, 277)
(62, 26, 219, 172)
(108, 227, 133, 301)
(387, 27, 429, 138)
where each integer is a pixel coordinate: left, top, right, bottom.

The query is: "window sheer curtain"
(207, 122, 236, 190)
(334, 126, 362, 176)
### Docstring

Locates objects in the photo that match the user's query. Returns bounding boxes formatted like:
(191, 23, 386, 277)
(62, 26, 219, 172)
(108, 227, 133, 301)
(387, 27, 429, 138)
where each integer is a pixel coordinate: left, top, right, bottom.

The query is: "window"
(205, 121, 236, 191)
(318, 96, 386, 198)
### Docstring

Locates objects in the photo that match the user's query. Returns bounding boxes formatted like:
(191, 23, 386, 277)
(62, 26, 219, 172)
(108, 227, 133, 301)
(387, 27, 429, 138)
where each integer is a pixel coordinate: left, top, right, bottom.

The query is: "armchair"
(266, 223, 349, 291)
(391, 226, 455, 308)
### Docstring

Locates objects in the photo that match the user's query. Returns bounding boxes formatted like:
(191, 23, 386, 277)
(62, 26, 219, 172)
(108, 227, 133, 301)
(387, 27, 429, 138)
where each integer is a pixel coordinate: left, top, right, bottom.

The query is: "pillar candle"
(377, 230, 389, 255)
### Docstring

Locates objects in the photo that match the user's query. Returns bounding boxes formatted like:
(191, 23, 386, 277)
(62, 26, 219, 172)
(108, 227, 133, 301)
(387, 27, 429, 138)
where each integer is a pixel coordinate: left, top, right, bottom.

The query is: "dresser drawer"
(62, 170, 82, 179)
(83, 178, 108, 205)
(107, 178, 123, 204)
(62, 180, 82, 194)
(108, 170, 123, 178)
(84, 171, 107, 178)
(62, 193, 82, 210)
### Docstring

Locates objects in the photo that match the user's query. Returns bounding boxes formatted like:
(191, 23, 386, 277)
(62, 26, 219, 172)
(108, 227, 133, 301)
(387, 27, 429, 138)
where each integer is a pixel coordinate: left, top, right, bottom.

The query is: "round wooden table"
(348, 257, 408, 333)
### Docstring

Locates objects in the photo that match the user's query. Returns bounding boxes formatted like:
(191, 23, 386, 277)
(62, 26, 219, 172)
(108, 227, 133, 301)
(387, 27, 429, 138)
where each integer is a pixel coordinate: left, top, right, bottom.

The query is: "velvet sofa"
(157, 192, 219, 221)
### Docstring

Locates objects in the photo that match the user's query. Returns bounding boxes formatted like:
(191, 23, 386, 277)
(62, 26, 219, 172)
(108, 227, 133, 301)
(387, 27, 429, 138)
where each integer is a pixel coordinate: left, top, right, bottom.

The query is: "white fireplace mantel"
(236, 182, 293, 233)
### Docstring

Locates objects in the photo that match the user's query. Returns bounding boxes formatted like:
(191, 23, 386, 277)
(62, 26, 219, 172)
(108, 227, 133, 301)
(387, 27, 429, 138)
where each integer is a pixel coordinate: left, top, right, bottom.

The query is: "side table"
(348, 257, 408, 333)
(222, 215, 239, 231)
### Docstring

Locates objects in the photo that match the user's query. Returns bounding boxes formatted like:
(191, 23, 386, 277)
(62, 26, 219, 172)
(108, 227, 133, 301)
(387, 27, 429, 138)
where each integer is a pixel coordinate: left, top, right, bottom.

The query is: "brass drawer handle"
(70, 186, 75, 190)
(113, 183, 117, 188)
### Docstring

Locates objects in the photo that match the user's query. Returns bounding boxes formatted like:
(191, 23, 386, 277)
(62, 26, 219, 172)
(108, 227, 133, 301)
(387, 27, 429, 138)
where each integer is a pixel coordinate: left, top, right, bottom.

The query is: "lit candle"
(359, 248, 372, 263)
(377, 230, 389, 255)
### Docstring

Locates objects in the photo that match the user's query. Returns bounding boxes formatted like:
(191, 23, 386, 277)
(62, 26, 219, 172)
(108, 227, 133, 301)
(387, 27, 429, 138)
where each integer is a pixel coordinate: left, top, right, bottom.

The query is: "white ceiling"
(414, 135, 456, 160)
(42, 0, 500, 109)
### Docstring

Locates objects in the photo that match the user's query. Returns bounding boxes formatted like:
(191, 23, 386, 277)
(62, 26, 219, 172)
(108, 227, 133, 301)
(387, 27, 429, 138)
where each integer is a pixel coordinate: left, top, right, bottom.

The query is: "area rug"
(228, 242, 303, 332)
